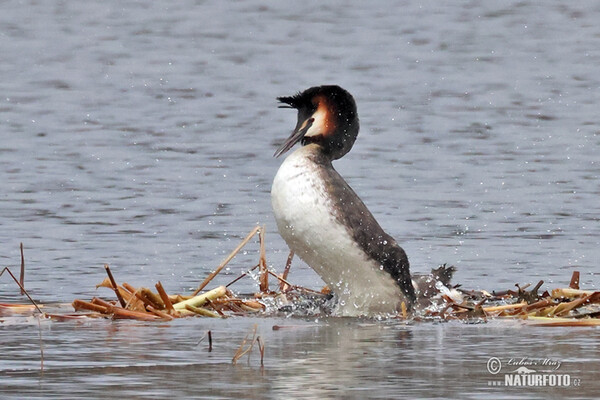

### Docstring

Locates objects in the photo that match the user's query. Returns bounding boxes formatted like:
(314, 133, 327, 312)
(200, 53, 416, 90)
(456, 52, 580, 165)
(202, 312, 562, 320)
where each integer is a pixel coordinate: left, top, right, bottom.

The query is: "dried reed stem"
(174, 286, 227, 310)
(184, 304, 221, 318)
(280, 250, 294, 292)
(72, 299, 109, 314)
(0, 267, 43, 313)
(155, 281, 176, 314)
(225, 264, 259, 288)
(147, 305, 174, 320)
(259, 225, 268, 293)
(193, 226, 261, 295)
(104, 264, 126, 308)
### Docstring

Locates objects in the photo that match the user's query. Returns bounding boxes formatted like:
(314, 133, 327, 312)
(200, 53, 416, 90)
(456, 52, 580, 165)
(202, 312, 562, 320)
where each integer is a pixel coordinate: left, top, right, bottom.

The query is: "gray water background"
(1, 1, 599, 398)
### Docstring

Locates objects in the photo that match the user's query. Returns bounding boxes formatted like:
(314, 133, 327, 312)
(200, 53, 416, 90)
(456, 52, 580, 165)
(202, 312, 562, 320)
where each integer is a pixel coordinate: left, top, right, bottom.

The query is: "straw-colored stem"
(185, 304, 221, 318)
(174, 286, 227, 310)
(192, 226, 261, 295)
(482, 302, 528, 313)
(552, 288, 595, 299)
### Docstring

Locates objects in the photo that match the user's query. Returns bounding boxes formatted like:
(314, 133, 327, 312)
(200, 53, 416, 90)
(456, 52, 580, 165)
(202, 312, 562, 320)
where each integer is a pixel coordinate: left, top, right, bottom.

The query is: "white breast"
(271, 145, 403, 316)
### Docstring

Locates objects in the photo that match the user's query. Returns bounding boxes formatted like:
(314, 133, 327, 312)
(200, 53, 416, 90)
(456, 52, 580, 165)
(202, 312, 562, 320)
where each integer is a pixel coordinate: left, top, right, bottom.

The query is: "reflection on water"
(1, 317, 599, 399)
(1, 0, 600, 398)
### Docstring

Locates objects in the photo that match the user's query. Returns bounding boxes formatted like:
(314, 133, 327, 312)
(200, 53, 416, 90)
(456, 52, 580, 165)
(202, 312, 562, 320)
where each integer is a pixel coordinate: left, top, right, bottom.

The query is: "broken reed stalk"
(20, 242, 25, 296)
(104, 264, 126, 308)
(174, 286, 227, 311)
(184, 304, 221, 318)
(192, 226, 261, 295)
(140, 288, 165, 309)
(128, 287, 156, 310)
(569, 271, 580, 290)
(280, 250, 294, 292)
(482, 302, 528, 313)
(266, 269, 294, 289)
(208, 330, 213, 352)
(155, 281, 176, 314)
(111, 307, 161, 321)
(0, 267, 43, 314)
(147, 306, 174, 320)
(259, 225, 268, 293)
(72, 299, 108, 314)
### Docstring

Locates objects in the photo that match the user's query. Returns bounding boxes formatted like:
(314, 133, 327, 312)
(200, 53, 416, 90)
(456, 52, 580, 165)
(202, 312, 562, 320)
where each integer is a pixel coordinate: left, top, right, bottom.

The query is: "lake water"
(1, 1, 599, 398)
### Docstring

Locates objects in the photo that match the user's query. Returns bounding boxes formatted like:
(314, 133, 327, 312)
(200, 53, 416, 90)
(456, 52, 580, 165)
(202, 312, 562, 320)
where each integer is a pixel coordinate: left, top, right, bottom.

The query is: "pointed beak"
(273, 117, 314, 158)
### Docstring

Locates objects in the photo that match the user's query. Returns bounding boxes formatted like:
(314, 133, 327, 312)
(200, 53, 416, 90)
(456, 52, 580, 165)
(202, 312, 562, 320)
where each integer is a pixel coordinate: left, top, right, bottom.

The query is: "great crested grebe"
(271, 85, 417, 316)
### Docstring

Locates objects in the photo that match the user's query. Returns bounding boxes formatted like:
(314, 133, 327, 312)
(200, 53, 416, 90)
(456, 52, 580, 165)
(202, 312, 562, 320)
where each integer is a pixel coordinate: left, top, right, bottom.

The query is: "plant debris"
(1, 227, 599, 327)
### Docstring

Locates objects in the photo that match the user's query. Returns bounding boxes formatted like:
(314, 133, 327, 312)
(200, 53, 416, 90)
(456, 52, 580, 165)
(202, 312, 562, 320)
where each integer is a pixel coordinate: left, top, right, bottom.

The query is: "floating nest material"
(1, 227, 599, 327)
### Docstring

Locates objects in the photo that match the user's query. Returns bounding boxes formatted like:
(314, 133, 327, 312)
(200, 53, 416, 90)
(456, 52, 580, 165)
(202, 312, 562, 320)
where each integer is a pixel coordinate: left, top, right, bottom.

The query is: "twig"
(0, 267, 43, 314)
(225, 264, 260, 288)
(20, 243, 25, 295)
(104, 264, 126, 308)
(193, 226, 261, 295)
(266, 269, 294, 289)
(264, 269, 323, 295)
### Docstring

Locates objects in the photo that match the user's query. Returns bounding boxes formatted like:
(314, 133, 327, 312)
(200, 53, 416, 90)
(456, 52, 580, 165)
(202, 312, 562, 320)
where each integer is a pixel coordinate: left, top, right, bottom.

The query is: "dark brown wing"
(315, 155, 416, 304)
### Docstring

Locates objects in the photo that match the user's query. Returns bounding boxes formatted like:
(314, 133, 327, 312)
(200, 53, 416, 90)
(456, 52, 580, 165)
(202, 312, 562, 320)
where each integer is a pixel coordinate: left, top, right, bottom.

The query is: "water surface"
(1, 1, 599, 398)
